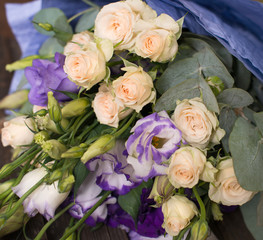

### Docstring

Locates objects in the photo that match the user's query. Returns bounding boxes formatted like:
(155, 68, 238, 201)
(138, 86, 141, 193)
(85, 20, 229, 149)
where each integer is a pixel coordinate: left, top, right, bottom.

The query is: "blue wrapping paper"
(5, 0, 263, 90)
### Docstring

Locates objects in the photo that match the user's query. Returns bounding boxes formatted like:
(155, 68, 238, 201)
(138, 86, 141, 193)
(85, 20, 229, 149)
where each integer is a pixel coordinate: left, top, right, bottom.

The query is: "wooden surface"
(0, 1, 255, 239)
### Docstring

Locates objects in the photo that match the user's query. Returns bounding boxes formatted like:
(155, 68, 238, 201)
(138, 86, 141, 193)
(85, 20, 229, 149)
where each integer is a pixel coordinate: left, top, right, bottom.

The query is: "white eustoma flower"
(12, 168, 69, 220)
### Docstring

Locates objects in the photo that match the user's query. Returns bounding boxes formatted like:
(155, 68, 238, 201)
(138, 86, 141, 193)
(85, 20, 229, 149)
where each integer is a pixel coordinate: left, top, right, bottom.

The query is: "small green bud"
(58, 174, 75, 193)
(47, 169, 63, 184)
(0, 89, 29, 109)
(34, 131, 50, 145)
(81, 134, 115, 164)
(148, 175, 175, 207)
(61, 145, 87, 159)
(34, 109, 48, 117)
(6, 55, 39, 72)
(42, 139, 67, 160)
(37, 23, 53, 31)
(61, 98, 90, 118)
(191, 219, 209, 240)
(0, 179, 15, 194)
(211, 202, 223, 221)
(206, 76, 224, 96)
(0, 204, 29, 237)
(48, 91, 62, 123)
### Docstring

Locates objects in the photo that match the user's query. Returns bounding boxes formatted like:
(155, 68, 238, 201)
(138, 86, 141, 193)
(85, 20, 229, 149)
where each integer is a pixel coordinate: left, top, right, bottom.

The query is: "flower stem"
(0, 145, 40, 181)
(193, 186, 206, 221)
(60, 191, 111, 240)
(34, 202, 74, 240)
(0, 174, 47, 224)
(114, 112, 137, 138)
(67, 7, 97, 23)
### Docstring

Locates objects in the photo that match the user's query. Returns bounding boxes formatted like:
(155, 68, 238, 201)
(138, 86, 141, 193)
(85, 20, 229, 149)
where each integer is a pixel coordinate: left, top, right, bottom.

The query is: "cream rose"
(64, 43, 106, 90)
(112, 66, 156, 112)
(134, 14, 179, 62)
(172, 98, 225, 149)
(92, 84, 133, 128)
(1, 116, 36, 148)
(64, 31, 94, 55)
(162, 195, 198, 236)
(94, 0, 156, 50)
(208, 158, 256, 206)
(168, 146, 206, 188)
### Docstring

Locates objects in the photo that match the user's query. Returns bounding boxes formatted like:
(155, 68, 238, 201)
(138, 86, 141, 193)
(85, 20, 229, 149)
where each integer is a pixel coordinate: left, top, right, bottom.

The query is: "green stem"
(76, 120, 99, 143)
(67, 7, 96, 23)
(82, 0, 100, 9)
(0, 174, 47, 222)
(193, 187, 206, 221)
(114, 112, 137, 138)
(34, 202, 74, 240)
(0, 145, 40, 181)
(60, 191, 111, 240)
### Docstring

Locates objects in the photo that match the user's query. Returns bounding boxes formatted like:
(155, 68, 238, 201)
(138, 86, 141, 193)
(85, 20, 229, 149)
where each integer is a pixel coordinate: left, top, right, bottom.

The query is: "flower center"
(152, 136, 168, 149)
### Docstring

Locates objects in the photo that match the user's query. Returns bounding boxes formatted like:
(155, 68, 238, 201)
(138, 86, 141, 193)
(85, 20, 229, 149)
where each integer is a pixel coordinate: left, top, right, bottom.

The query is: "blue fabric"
(5, 0, 263, 92)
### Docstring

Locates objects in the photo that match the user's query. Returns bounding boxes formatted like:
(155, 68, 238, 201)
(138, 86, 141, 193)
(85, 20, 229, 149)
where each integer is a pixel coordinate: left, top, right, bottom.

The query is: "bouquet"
(0, 0, 263, 239)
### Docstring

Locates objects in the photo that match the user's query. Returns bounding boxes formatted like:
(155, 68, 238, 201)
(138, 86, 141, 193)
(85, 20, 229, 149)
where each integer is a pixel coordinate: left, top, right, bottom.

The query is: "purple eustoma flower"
(25, 52, 79, 106)
(126, 111, 182, 182)
(69, 172, 116, 227)
(86, 141, 136, 195)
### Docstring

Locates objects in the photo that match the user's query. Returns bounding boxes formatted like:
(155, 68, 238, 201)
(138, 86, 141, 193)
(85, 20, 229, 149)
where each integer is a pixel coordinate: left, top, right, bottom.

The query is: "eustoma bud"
(0, 89, 29, 109)
(148, 175, 174, 207)
(191, 219, 209, 240)
(61, 144, 87, 159)
(58, 174, 75, 193)
(34, 131, 50, 145)
(42, 140, 67, 160)
(61, 98, 90, 118)
(81, 134, 115, 164)
(48, 91, 62, 123)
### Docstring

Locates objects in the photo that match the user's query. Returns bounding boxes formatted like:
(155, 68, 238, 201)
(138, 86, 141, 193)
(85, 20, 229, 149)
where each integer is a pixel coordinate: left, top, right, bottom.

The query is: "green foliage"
(216, 88, 253, 108)
(75, 8, 99, 32)
(118, 180, 153, 223)
(229, 117, 263, 191)
(73, 161, 89, 196)
(39, 37, 64, 55)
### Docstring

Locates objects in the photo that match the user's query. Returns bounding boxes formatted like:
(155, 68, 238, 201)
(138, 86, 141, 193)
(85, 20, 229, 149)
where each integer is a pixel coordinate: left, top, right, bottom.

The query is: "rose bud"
(0, 89, 29, 109)
(208, 157, 256, 206)
(162, 195, 198, 236)
(168, 146, 206, 189)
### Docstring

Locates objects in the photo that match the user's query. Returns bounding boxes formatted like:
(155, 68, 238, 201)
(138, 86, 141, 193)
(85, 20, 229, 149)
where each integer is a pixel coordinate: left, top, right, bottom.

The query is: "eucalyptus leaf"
(118, 180, 153, 223)
(75, 8, 100, 32)
(229, 117, 263, 191)
(219, 107, 237, 153)
(33, 8, 72, 36)
(39, 37, 64, 55)
(233, 59, 251, 91)
(254, 112, 263, 135)
(155, 77, 219, 113)
(155, 44, 234, 95)
(182, 33, 233, 70)
(73, 161, 89, 196)
(216, 88, 253, 108)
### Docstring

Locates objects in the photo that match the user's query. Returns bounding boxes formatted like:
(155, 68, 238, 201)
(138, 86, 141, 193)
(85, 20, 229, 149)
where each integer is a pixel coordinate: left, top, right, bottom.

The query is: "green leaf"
(118, 180, 153, 223)
(219, 107, 237, 153)
(19, 101, 33, 115)
(75, 8, 100, 33)
(233, 60, 251, 91)
(33, 8, 72, 36)
(216, 88, 254, 108)
(229, 117, 263, 191)
(39, 37, 64, 55)
(241, 193, 263, 240)
(254, 112, 263, 135)
(73, 161, 89, 196)
(155, 77, 219, 113)
(155, 45, 234, 95)
(182, 33, 233, 70)
(52, 89, 79, 100)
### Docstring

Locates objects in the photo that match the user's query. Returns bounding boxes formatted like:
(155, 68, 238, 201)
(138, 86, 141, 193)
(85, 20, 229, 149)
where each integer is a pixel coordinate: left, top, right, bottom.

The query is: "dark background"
(0, 0, 256, 239)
